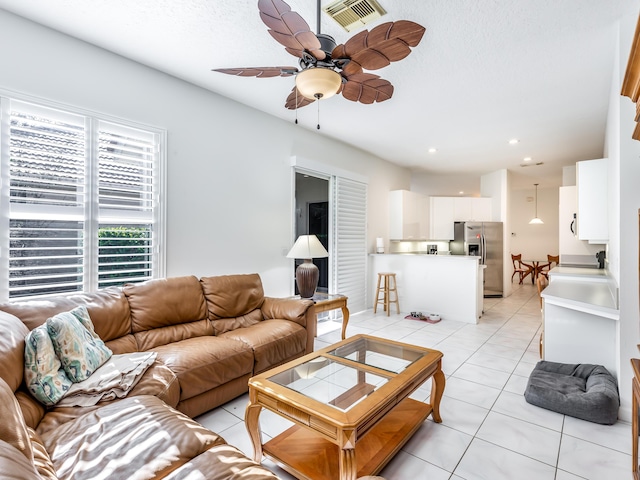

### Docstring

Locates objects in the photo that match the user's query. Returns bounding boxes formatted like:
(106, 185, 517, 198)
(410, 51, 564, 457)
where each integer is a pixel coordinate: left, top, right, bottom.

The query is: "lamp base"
(296, 259, 319, 299)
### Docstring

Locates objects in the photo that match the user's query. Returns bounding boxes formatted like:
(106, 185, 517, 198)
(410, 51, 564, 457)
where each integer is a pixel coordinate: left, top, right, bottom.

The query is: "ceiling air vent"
(323, 0, 387, 32)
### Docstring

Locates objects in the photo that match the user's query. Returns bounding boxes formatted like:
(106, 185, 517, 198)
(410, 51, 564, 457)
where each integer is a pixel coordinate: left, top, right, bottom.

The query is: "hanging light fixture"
(529, 183, 544, 225)
(295, 67, 342, 100)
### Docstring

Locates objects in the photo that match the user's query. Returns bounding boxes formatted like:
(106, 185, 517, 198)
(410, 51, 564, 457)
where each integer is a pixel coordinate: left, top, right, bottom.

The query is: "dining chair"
(511, 254, 533, 284)
(539, 254, 559, 279)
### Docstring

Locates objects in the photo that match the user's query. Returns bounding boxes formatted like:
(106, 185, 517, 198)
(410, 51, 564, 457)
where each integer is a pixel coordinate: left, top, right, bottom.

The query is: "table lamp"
(286, 234, 329, 298)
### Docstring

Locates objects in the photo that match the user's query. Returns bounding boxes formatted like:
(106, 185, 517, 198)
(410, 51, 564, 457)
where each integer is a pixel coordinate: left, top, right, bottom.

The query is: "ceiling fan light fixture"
(296, 68, 342, 100)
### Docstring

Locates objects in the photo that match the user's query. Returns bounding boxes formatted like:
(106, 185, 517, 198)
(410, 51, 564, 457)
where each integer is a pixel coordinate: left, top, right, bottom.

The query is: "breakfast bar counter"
(369, 254, 483, 323)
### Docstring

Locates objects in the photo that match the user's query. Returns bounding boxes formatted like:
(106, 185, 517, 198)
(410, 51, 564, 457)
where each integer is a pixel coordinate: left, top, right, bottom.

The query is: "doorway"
(294, 173, 330, 293)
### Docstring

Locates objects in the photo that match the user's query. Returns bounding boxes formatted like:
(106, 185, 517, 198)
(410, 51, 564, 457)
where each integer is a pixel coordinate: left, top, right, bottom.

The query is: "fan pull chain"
(317, 98, 320, 130)
(294, 88, 298, 124)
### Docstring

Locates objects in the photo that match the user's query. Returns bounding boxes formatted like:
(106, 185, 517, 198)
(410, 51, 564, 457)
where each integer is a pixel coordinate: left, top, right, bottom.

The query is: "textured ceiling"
(0, 0, 637, 190)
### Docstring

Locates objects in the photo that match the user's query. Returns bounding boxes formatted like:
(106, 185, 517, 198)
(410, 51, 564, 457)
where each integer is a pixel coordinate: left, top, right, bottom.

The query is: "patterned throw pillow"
(24, 324, 73, 406)
(47, 306, 113, 383)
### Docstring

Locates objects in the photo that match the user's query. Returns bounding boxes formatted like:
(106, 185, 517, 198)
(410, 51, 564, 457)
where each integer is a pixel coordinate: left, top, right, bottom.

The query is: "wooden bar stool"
(374, 272, 400, 316)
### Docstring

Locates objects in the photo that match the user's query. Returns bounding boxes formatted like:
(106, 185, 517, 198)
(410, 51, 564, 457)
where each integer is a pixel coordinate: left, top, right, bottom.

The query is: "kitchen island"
(369, 253, 483, 323)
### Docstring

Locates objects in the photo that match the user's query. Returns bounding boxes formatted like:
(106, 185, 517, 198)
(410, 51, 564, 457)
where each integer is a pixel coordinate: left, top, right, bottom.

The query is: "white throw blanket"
(58, 351, 157, 407)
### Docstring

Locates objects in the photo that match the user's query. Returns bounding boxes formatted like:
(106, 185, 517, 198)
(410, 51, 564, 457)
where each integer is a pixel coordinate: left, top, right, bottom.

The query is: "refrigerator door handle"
(481, 234, 487, 264)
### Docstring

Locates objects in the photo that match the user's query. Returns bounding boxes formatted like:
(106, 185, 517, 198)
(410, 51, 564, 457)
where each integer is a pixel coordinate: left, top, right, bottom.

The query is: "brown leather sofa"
(0, 273, 315, 479)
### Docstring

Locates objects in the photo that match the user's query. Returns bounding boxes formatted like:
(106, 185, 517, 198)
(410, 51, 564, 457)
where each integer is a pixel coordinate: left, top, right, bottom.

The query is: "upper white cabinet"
(390, 191, 493, 241)
(576, 158, 608, 243)
(559, 186, 604, 255)
(454, 197, 492, 222)
(389, 190, 429, 240)
(430, 197, 455, 239)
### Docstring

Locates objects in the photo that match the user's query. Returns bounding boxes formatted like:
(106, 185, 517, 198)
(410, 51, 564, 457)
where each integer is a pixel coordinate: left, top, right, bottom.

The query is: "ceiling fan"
(213, 0, 426, 111)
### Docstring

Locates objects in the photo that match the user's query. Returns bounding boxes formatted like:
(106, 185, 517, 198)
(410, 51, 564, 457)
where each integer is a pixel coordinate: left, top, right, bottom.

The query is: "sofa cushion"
(125, 275, 209, 333)
(0, 441, 40, 480)
(0, 287, 131, 341)
(24, 324, 73, 405)
(0, 311, 30, 392)
(163, 443, 280, 479)
(41, 395, 227, 480)
(200, 273, 265, 321)
(47, 307, 112, 383)
(0, 376, 33, 463)
(220, 320, 307, 374)
(151, 336, 254, 401)
(28, 427, 58, 480)
(135, 319, 214, 351)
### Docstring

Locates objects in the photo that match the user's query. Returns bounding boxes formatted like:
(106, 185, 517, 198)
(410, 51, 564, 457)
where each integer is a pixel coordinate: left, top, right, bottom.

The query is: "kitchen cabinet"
(430, 197, 455, 239)
(454, 197, 492, 222)
(558, 186, 603, 257)
(389, 190, 429, 240)
(576, 158, 608, 243)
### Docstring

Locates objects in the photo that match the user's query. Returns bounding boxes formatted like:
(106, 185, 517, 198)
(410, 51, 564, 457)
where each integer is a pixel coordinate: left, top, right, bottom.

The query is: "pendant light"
(529, 183, 544, 224)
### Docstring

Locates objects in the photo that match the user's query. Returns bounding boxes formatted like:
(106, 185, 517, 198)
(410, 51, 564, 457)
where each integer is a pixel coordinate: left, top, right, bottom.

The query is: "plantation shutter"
(333, 177, 367, 313)
(8, 102, 87, 298)
(1, 98, 164, 300)
(97, 121, 157, 288)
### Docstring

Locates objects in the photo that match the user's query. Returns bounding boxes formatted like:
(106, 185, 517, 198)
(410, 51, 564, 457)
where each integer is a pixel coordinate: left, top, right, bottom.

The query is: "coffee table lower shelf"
(262, 397, 432, 480)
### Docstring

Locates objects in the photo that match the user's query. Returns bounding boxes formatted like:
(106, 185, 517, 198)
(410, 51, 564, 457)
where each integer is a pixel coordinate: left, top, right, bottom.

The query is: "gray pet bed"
(524, 361, 619, 425)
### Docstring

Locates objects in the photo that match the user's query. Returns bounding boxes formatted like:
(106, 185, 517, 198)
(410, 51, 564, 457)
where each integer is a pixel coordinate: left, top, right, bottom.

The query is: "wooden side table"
(292, 293, 350, 340)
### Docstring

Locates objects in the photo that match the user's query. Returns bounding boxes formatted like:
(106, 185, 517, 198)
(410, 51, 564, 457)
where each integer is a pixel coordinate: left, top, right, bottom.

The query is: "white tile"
(221, 393, 250, 419)
(434, 344, 476, 375)
(442, 376, 501, 410)
(438, 396, 489, 435)
(476, 342, 526, 360)
(476, 411, 561, 465)
(451, 362, 511, 390)
(554, 470, 586, 480)
(558, 434, 631, 480)
(379, 450, 451, 480)
(466, 350, 519, 374)
(258, 408, 295, 439)
(492, 390, 564, 431)
(562, 416, 632, 455)
(261, 459, 297, 480)
(195, 405, 243, 432)
(402, 421, 473, 472)
(513, 359, 537, 377)
(217, 421, 255, 458)
(503, 374, 529, 395)
(455, 438, 556, 480)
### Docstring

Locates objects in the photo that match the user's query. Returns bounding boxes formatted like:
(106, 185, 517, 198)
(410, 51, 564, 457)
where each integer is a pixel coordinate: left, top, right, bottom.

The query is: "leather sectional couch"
(0, 273, 315, 479)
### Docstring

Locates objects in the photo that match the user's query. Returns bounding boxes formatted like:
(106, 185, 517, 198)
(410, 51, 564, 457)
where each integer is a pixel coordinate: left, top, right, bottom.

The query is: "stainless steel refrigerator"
(450, 221, 504, 297)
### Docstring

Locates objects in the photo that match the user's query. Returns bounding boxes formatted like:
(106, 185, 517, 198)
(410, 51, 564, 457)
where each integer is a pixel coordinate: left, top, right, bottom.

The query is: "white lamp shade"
(295, 68, 342, 100)
(529, 217, 544, 225)
(286, 235, 329, 259)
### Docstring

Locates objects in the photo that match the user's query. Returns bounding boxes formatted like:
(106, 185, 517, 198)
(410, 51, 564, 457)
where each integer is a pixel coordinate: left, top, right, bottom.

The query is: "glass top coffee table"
(245, 334, 445, 480)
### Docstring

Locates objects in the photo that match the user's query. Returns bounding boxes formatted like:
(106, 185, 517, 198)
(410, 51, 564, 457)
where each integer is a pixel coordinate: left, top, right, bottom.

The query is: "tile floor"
(195, 283, 631, 480)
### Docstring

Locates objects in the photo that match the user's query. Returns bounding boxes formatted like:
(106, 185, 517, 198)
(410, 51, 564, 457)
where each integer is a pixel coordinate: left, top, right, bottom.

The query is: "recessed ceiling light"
(523, 157, 532, 162)
(459, 191, 464, 195)
(428, 148, 437, 154)
(509, 138, 519, 145)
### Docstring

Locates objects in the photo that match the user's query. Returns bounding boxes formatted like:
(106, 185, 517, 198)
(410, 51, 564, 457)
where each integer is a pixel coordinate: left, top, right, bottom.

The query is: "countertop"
(369, 253, 480, 260)
(542, 267, 619, 320)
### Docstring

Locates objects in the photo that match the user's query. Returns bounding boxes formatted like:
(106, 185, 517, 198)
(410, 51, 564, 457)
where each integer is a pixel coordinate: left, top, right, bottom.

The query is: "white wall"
(607, 12, 640, 422)
(0, 10, 410, 298)
(508, 186, 560, 262)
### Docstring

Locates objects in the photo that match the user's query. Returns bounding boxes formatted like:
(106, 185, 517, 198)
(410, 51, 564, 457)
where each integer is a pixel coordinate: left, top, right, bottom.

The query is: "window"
(0, 98, 165, 300)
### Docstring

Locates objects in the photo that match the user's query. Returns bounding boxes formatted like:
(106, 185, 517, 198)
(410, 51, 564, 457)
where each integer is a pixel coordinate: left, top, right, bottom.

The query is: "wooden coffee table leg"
(245, 394, 263, 463)
(430, 364, 446, 423)
(340, 304, 350, 340)
(339, 429, 357, 480)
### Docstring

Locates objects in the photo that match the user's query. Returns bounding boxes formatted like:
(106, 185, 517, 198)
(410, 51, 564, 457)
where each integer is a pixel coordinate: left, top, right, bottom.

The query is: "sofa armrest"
(262, 298, 316, 354)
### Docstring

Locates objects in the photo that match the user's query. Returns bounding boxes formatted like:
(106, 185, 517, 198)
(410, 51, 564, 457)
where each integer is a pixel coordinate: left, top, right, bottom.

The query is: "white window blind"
(0, 99, 164, 300)
(332, 177, 367, 313)
(97, 122, 156, 288)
